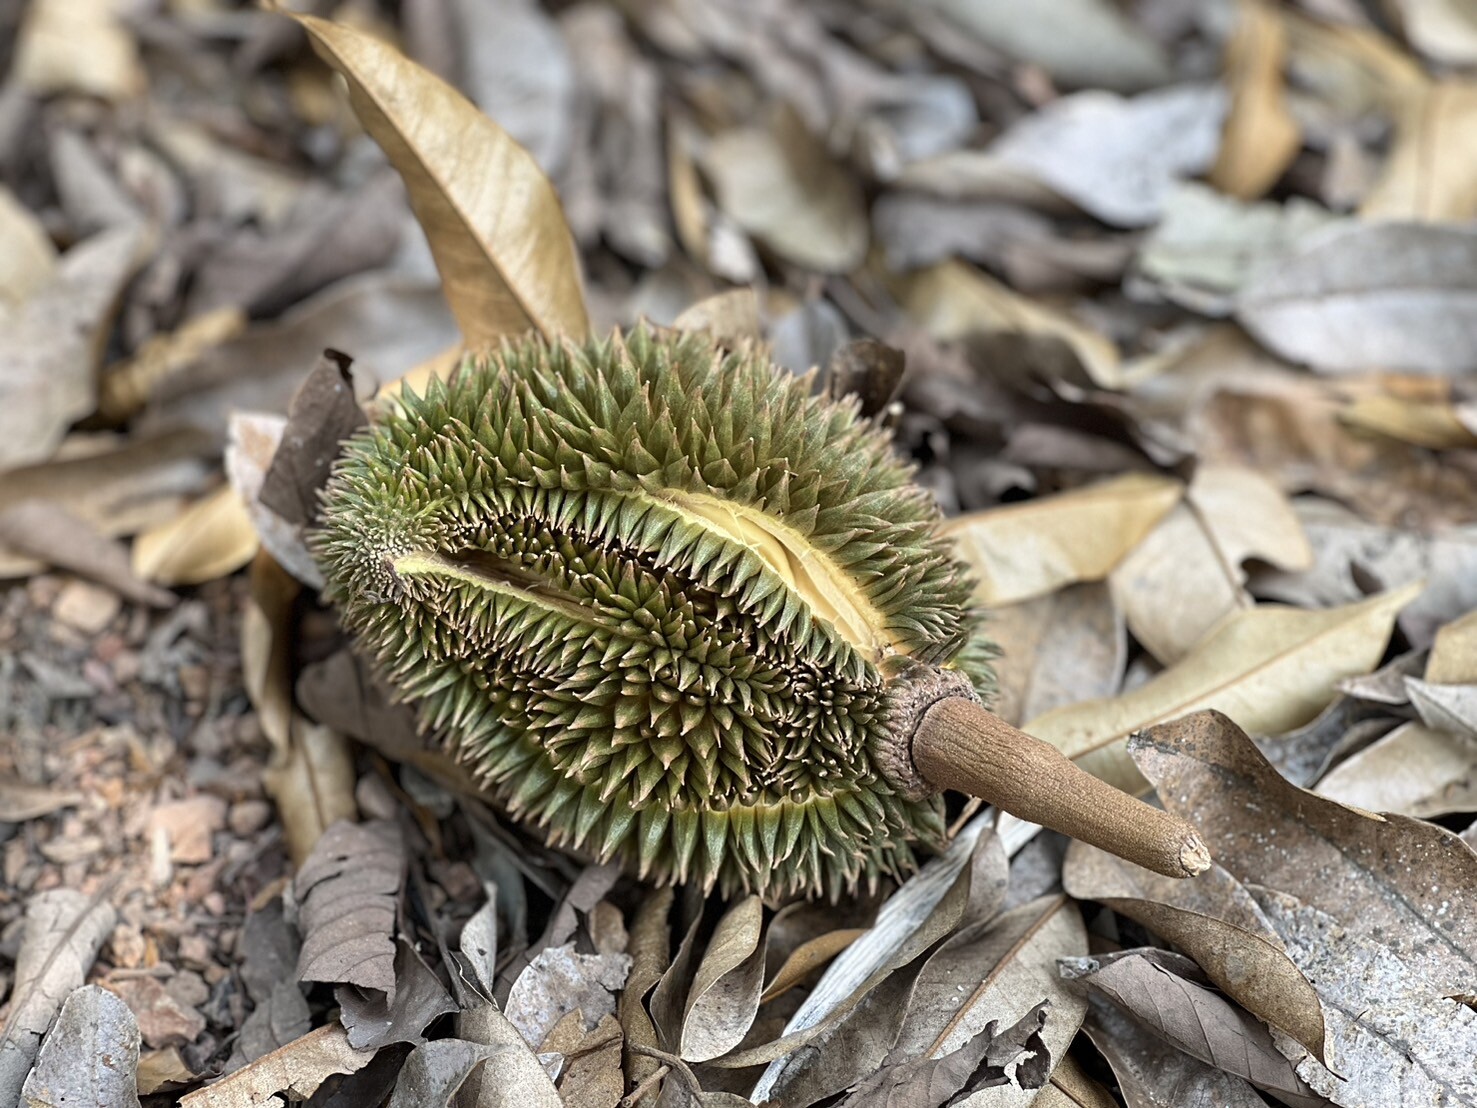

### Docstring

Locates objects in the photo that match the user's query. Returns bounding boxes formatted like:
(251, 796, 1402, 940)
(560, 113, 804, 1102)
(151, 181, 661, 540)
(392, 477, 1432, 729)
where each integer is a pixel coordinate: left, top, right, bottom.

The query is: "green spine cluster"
(314, 327, 993, 899)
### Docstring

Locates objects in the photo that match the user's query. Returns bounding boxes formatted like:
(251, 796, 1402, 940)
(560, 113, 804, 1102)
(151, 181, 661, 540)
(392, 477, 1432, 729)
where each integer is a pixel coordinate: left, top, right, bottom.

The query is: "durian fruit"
(314, 327, 1208, 900)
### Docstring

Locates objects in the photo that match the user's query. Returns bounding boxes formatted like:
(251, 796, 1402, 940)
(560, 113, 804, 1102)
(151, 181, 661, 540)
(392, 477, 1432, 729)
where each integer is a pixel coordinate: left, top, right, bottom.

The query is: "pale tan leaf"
(289, 13, 590, 344)
(671, 289, 762, 344)
(680, 896, 766, 1062)
(98, 308, 247, 423)
(1062, 842, 1327, 1060)
(0, 186, 55, 306)
(1405, 675, 1477, 739)
(894, 260, 1124, 389)
(1428, 609, 1477, 683)
(1209, 0, 1301, 200)
(456, 1004, 563, 1108)
(943, 473, 1182, 607)
(0, 779, 83, 822)
(1389, 0, 1477, 66)
(1028, 584, 1421, 793)
(177, 1023, 374, 1107)
(1362, 81, 1477, 221)
(0, 501, 175, 608)
(1340, 391, 1477, 449)
(704, 105, 868, 274)
(1314, 720, 1477, 818)
(1191, 464, 1313, 572)
(264, 721, 359, 869)
(10, 0, 144, 101)
(131, 486, 259, 587)
(988, 584, 1126, 726)
(760, 928, 866, 1005)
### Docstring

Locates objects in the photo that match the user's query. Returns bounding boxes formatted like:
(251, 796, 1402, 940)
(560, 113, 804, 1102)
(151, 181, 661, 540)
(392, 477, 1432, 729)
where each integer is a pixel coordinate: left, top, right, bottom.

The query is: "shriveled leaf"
(1237, 221, 1477, 375)
(290, 13, 589, 344)
(944, 474, 1181, 607)
(257, 351, 368, 527)
(1208, 0, 1301, 201)
(0, 225, 147, 472)
(338, 939, 457, 1051)
(131, 485, 258, 587)
(505, 945, 631, 1052)
(384, 1038, 493, 1108)
(22, 985, 141, 1108)
(1060, 950, 1323, 1107)
(704, 105, 868, 274)
(177, 1023, 374, 1107)
(294, 820, 405, 996)
(1062, 841, 1326, 1060)
(0, 501, 175, 608)
(894, 261, 1123, 390)
(226, 414, 322, 589)
(0, 890, 117, 1107)
(1131, 710, 1477, 998)
(229, 983, 311, 1071)
(1083, 994, 1268, 1108)
(1028, 584, 1421, 793)
(680, 896, 766, 1062)
(1314, 720, 1477, 818)
(455, 1003, 562, 1108)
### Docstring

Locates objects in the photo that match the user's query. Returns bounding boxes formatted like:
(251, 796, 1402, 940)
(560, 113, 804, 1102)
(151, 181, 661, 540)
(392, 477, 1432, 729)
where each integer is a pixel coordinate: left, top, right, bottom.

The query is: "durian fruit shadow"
(316, 328, 1209, 900)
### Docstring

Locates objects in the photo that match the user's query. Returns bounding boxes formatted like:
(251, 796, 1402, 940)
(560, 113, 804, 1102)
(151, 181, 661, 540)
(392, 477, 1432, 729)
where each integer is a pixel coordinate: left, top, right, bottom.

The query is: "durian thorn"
(910, 698, 1211, 880)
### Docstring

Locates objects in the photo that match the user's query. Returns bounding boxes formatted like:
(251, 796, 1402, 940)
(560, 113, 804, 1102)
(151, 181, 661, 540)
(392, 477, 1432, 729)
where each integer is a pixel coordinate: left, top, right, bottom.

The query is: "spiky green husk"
(314, 327, 993, 899)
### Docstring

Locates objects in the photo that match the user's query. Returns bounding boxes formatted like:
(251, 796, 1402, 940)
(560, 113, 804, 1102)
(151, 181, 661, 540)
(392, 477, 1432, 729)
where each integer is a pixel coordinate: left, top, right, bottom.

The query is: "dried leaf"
(1208, 0, 1301, 200)
(1083, 994, 1270, 1108)
(943, 473, 1182, 607)
(21, 985, 141, 1108)
(338, 939, 457, 1051)
(704, 105, 868, 274)
(1407, 675, 1477, 740)
(982, 85, 1227, 228)
(384, 1039, 495, 1108)
(0, 780, 83, 822)
(761, 928, 866, 1006)
(1315, 720, 1477, 818)
(1427, 610, 1477, 683)
(459, 888, 499, 1000)
(455, 1003, 562, 1108)
(986, 584, 1126, 727)
(671, 289, 762, 344)
(1062, 841, 1327, 1060)
(10, 0, 144, 101)
(505, 945, 631, 1052)
(1237, 221, 1477, 375)
(0, 501, 176, 608)
(680, 896, 766, 1062)
(289, 13, 590, 344)
(1130, 710, 1477, 998)
(540, 1011, 623, 1107)
(1061, 950, 1323, 1106)
(1339, 391, 1477, 450)
(177, 1023, 374, 1107)
(230, 983, 311, 1071)
(1362, 81, 1477, 221)
(226, 415, 322, 589)
(0, 889, 117, 1107)
(294, 820, 405, 997)
(0, 225, 147, 472)
(0, 186, 56, 306)
(257, 351, 368, 528)
(1028, 584, 1420, 793)
(620, 885, 673, 1089)
(893, 260, 1124, 389)
(131, 486, 259, 588)
(1030, 1054, 1117, 1108)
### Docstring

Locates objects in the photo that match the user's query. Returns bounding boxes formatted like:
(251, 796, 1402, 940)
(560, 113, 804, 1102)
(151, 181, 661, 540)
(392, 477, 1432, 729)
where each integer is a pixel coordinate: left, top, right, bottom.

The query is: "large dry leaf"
(285, 15, 589, 344)
(131, 486, 259, 588)
(1063, 951, 1323, 1107)
(1084, 994, 1266, 1108)
(257, 352, 368, 527)
(1407, 675, 1477, 740)
(1362, 81, 1477, 221)
(1252, 888, 1477, 1107)
(943, 473, 1181, 607)
(177, 1023, 374, 1106)
(680, 896, 766, 1062)
(0, 186, 56, 306)
(893, 260, 1123, 389)
(0, 890, 117, 1107)
(981, 85, 1227, 228)
(1315, 720, 1477, 818)
(1208, 0, 1301, 200)
(505, 945, 631, 1052)
(0, 779, 82, 822)
(456, 1003, 562, 1108)
(383, 1038, 494, 1108)
(1062, 841, 1326, 1060)
(619, 886, 673, 1089)
(1237, 221, 1477, 375)
(0, 224, 147, 472)
(21, 986, 141, 1108)
(294, 819, 405, 997)
(912, 0, 1168, 91)
(703, 105, 868, 274)
(1131, 710, 1477, 999)
(10, 0, 144, 101)
(985, 583, 1126, 727)
(1027, 584, 1420, 793)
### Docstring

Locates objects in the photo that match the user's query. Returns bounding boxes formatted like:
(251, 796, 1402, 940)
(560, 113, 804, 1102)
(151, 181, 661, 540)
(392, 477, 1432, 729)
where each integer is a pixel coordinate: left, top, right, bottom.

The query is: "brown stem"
(911, 698, 1211, 879)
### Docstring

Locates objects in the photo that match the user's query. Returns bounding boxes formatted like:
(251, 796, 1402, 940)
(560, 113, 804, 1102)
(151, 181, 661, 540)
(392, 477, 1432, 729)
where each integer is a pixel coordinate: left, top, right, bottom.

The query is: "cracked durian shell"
(314, 326, 994, 899)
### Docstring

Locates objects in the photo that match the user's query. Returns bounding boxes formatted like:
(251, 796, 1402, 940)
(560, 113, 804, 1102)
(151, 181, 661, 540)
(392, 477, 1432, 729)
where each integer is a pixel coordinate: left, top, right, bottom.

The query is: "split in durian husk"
(315, 326, 994, 900)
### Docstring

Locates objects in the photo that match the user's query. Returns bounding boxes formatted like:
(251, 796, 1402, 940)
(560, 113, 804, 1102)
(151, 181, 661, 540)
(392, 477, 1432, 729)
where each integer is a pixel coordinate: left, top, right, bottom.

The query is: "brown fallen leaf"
(541, 1011, 623, 1107)
(10, 0, 144, 101)
(131, 485, 259, 588)
(0, 501, 176, 608)
(680, 896, 766, 1062)
(0, 779, 83, 822)
(1339, 390, 1477, 450)
(505, 944, 631, 1053)
(1362, 81, 1477, 221)
(382, 1038, 496, 1108)
(289, 13, 590, 344)
(1315, 720, 1477, 818)
(0, 224, 148, 473)
(619, 885, 673, 1090)
(1030, 1053, 1117, 1108)
(1209, 0, 1301, 200)
(338, 938, 457, 1051)
(670, 288, 762, 345)
(0, 889, 118, 1106)
(1062, 840, 1326, 1060)
(226, 414, 322, 589)
(177, 1023, 375, 1107)
(97, 308, 248, 424)
(21, 985, 142, 1108)
(1061, 949, 1324, 1107)
(1131, 710, 1477, 999)
(257, 350, 369, 527)
(703, 104, 868, 274)
(943, 473, 1182, 607)
(294, 819, 404, 998)
(456, 1002, 563, 1108)
(761, 927, 867, 1006)
(1028, 583, 1420, 793)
